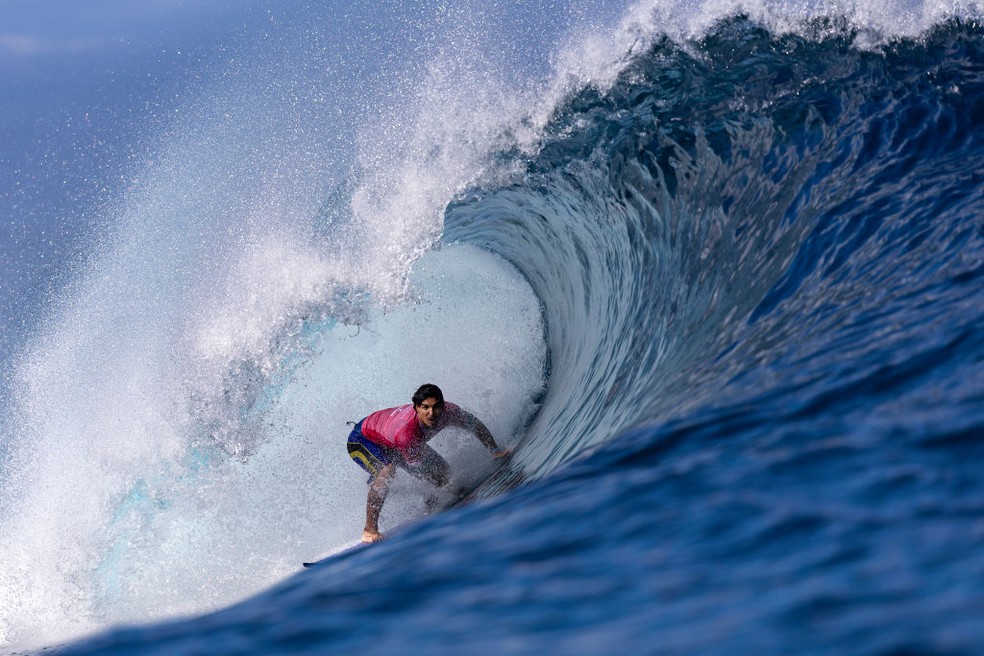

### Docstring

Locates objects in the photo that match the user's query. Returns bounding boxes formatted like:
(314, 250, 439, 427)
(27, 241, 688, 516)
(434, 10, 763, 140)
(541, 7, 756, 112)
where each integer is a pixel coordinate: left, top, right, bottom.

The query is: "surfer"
(347, 383, 510, 543)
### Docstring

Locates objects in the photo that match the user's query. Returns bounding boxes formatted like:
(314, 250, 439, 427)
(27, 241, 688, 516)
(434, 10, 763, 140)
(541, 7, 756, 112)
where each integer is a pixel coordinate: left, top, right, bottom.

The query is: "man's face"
(415, 397, 444, 427)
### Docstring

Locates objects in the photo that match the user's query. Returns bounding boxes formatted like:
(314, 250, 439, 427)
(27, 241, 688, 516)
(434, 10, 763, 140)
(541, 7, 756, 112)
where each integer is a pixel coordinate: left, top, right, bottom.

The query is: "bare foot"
(361, 529, 385, 544)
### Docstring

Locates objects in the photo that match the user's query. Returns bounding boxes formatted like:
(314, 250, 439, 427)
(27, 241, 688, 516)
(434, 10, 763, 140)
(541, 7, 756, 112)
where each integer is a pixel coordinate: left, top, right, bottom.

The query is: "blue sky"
(0, 1, 257, 357)
(1, 0, 230, 51)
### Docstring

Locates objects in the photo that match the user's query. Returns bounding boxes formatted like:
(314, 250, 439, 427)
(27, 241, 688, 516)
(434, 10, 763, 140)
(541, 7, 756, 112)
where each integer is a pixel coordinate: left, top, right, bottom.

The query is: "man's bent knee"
(425, 466, 449, 488)
(373, 463, 396, 487)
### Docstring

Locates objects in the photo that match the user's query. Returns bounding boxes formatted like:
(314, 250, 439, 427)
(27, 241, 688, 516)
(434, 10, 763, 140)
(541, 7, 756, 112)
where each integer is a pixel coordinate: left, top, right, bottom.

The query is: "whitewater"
(1, 0, 983, 653)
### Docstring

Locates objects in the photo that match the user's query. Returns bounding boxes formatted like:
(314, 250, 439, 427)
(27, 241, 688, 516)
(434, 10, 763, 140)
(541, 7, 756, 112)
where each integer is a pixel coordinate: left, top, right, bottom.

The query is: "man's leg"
(413, 444, 451, 488)
(346, 422, 395, 543)
(411, 445, 452, 513)
(363, 463, 395, 543)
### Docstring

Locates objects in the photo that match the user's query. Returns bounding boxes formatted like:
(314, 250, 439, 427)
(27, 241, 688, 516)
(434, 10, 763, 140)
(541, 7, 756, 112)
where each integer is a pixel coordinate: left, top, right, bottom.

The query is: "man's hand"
(361, 529, 385, 544)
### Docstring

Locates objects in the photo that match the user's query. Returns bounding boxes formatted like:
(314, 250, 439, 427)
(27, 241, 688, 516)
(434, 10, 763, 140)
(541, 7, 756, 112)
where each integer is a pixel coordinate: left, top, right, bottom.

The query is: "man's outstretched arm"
(468, 415, 511, 459)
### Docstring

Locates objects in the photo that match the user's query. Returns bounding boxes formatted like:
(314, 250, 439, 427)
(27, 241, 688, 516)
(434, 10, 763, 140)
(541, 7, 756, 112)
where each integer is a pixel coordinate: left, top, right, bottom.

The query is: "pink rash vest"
(360, 402, 474, 463)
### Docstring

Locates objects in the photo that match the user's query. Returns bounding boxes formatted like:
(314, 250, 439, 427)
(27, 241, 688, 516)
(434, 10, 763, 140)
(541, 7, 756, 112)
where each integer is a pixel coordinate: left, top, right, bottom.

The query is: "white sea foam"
(0, 2, 554, 642)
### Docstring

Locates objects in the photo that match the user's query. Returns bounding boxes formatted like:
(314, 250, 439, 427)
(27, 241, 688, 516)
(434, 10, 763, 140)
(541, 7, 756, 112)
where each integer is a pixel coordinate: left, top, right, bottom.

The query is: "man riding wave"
(346, 383, 511, 543)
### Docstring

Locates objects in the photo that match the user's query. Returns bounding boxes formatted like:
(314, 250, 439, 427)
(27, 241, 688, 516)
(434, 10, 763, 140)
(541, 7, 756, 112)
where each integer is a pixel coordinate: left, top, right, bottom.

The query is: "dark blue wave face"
(63, 17, 984, 656)
(451, 17, 984, 489)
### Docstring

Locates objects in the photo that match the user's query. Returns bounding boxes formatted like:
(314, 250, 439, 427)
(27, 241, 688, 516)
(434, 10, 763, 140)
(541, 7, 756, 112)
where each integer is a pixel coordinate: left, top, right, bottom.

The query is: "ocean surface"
(1, 1, 983, 654)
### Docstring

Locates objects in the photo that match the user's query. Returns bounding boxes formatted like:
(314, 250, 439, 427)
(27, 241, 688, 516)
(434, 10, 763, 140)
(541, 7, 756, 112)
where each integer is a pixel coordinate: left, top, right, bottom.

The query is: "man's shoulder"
(368, 403, 414, 420)
(364, 404, 415, 432)
(440, 402, 475, 425)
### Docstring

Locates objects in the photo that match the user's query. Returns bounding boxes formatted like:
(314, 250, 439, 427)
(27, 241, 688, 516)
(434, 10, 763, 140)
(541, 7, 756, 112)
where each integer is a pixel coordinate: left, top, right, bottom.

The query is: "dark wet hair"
(412, 383, 445, 407)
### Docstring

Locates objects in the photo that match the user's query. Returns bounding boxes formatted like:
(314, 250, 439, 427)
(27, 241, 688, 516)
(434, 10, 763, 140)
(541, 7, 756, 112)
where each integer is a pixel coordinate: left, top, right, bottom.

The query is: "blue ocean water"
(2, 3, 983, 655)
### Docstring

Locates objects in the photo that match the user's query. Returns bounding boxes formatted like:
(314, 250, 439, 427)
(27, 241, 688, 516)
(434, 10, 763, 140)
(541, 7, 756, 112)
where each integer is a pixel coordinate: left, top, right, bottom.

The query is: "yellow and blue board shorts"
(346, 420, 394, 484)
(346, 419, 450, 486)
